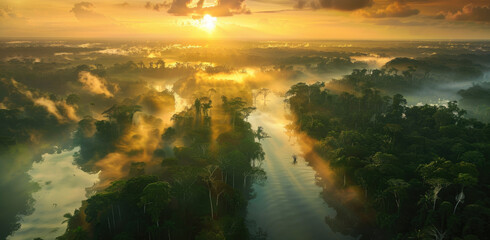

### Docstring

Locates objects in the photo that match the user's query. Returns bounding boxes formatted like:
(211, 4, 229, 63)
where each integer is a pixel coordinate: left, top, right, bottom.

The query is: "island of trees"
(57, 95, 267, 240)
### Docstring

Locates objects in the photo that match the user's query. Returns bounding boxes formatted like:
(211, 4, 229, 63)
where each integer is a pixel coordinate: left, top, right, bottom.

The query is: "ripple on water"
(247, 95, 354, 240)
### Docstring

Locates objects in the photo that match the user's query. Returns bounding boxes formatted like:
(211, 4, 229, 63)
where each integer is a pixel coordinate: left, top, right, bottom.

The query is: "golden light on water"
(196, 68, 256, 83)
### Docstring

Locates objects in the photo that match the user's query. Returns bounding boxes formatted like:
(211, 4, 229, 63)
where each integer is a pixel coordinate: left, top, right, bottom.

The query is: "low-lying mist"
(1, 39, 490, 239)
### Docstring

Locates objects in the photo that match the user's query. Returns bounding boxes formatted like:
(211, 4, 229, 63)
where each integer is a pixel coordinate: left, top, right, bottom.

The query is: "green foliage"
(287, 82, 490, 239)
(60, 95, 265, 240)
(139, 181, 171, 225)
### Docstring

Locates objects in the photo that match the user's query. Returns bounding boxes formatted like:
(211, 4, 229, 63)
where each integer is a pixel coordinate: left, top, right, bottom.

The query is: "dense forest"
(57, 96, 267, 240)
(0, 78, 78, 240)
(1, 41, 489, 240)
(286, 81, 490, 239)
(326, 61, 490, 122)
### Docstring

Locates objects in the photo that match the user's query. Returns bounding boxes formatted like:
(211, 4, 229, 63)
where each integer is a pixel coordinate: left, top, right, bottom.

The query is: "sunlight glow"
(199, 14, 217, 33)
(196, 68, 256, 83)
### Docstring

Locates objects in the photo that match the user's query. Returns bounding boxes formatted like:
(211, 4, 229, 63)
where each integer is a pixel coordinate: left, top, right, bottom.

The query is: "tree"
(221, 151, 247, 188)
(460, 151, 485, 168)
(201, 99, 212, 118)
(172, 167, 200, 204)
(156, 59, 165, 69)
(418, 158, 453, 181)
(163, 220, 175, 240)
(194, 98, 202, 125)
(453, 173, 477, 214)
(386, 178, 410, 211)
(243, 166, 266, 187)
(254, 126, 270, 142)
(259, 88, 271, 105)
(84, 192, 117, 232)
(102, 104, 142, 126)
(212, 180, 230, 210)
(201, 165, 219, 219)
(285, 82, 325, 107)
(386, 94, 406, 122)
(139, 181, 172, 227)
(428, 225, 446, 240)
(194, 99, 201, 118)
(252, 89, 260, 106)
(427, 178, 450, 211)
(58, 226, 89, 240)
(221, 96, 254, 129)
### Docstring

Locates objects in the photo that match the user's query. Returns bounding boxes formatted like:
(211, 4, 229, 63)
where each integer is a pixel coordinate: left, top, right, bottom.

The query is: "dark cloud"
(360, 1, 419, 18)
(168, 0, 250, 16)
(70, 2, 107, 21)
(432, 13, 445, 19)
(296, 0, 373, 11)
(445, 4, 490, 23)
(145, 1, 171, 11)
(145, 0, 250, 17)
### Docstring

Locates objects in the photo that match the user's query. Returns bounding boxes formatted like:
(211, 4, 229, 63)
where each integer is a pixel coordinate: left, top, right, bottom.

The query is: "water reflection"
(247, 94, 354, 240)
(8, 148, 98, 240)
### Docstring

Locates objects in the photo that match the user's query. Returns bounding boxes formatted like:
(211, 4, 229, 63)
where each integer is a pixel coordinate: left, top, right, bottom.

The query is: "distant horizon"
(2, 37, 490, 42)
(2, 1, 490, 40)
(1, 9, 490, 239)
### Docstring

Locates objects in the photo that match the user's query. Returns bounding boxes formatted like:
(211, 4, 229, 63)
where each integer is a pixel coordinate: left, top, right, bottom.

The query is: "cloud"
(0, 7, 21, 19)
(372, 18, 427, 26)
(0, 7, 27, 22)
(115, 2, 131, 8)
(1, 78, 80, 123)
(359, 1, 419, 18)
(78, 71, 116, 98)
(146, 0, 250, 17)
(33, 97, 80, 122)
(296, 0, 373, 11)
(145, 1, 171, 11)
(71, 2, 108, 21)
(444, 4, 490, 23)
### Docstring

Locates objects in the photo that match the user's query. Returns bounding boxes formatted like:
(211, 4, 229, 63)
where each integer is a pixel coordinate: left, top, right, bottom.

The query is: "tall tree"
(139, 181, 172, 227)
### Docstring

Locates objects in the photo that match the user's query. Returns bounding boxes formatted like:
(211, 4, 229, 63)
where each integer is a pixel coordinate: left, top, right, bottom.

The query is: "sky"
(1, 0, 490, 39)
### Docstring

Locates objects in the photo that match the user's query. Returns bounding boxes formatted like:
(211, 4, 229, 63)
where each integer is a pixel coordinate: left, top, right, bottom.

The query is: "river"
(247, 94, 354, 240)
(7, 92, 351, 240)
(8, 147, 99, 240)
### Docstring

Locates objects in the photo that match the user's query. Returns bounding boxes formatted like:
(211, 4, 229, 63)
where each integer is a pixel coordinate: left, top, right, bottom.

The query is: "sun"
(199, 14, 217, 33)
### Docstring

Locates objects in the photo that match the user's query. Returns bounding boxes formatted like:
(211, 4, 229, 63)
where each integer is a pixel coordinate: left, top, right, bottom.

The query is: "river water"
(8, 148, 99, 240)
(247, 94, 353, 240)
(7, 92, 352, 240)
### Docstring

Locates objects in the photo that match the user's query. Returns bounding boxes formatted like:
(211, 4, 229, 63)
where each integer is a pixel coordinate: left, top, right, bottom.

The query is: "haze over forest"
(1, 0, 490, 240)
